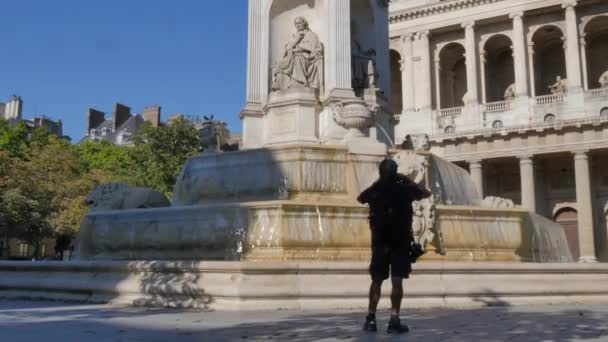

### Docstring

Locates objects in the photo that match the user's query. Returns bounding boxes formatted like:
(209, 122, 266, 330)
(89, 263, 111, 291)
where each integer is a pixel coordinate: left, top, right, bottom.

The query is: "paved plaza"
(0, 300, 607, 341)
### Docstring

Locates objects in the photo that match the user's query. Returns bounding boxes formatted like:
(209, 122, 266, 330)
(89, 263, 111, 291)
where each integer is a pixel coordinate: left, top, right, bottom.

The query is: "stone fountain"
(76, 0, 571, 264)
(2, 0, 606, 311)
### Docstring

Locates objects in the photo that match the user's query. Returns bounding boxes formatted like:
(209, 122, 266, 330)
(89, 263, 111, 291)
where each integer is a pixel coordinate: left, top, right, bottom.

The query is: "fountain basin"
(77, 202, 568, 263)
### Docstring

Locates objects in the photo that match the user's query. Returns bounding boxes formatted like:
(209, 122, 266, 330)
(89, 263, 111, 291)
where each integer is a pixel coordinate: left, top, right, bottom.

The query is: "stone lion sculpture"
(86, 183, 171, 211)
(482, 196, 515, 209)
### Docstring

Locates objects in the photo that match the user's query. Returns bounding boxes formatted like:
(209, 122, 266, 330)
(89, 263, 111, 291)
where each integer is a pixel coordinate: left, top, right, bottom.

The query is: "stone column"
(580, 34, 589, 91)
(510, 12, 529, 97)
(326, 0, 353, 99)
(401, 34, 415, 112)
(528, 43, 536, 98)
(462, 21, 479, 104)
(418, 31, 433, 111)
(573, 151, 597, 262)
(480, 51, 487, 104)
(519, 156, 536, 213)
(469, 160, 484, 198)
(245, 0, 264, 104)
(563, 1, 583, 91)
(434, 57, 442, 109)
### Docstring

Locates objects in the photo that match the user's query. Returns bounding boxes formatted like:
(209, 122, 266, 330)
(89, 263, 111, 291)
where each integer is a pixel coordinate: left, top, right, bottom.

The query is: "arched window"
(531, 25, 566, 96)
(483, 35, 515, 102)
(390, 49, 403, 114)
(601, 108, 608, 118)
(492, 120, 503, 129)
(544, 114, 557, 123)
(439, 43, 467, 109)
(444, 126, 455, 134)
(583, 16, 608, 89)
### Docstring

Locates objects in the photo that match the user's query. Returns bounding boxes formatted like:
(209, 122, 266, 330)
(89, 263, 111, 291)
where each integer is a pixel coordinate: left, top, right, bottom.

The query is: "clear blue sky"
(1, 0, 248, 140)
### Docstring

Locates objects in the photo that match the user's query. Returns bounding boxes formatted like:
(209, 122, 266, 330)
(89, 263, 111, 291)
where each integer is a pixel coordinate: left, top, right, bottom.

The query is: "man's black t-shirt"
(357, 176, 430, 248)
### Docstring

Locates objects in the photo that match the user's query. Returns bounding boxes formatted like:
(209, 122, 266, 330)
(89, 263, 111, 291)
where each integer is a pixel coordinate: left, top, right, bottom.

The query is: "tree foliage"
(0, 117, 201, 257)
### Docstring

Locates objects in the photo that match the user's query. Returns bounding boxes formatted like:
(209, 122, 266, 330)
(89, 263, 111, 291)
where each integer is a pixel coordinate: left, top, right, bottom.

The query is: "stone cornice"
(431, 116, 608, 143)
(430, 117, 608, 162)
(389, 0, 506, 24)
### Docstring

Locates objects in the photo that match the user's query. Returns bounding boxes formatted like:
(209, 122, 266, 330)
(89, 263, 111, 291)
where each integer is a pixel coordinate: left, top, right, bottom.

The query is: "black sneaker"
(387, 316, 409, 334)
(363, 314, 377, 332)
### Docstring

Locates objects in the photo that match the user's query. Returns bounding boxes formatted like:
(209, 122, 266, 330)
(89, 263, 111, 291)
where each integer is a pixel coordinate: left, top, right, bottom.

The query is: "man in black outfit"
(357, 158, 431, 334)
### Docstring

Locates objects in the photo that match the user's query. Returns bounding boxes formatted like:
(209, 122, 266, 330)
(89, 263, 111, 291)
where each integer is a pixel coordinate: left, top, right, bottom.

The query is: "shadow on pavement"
(1, 300, 607, 341)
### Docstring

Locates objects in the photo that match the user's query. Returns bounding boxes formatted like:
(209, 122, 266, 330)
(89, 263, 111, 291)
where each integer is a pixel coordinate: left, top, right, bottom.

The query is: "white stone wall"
(389, 0, 608, 140)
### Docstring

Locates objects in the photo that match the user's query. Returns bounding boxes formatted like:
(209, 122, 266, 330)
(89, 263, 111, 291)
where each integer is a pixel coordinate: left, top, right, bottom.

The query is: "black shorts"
(369, 244, 411, 281)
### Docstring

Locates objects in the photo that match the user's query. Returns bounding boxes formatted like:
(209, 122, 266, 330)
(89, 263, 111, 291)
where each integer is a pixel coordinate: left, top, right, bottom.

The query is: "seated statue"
(549, 76, 567, 95)
(504, 83, 516, 101)
(86, 183, 171, 212)
(599, 71, 608, 89)
(271, 17, 324, 91)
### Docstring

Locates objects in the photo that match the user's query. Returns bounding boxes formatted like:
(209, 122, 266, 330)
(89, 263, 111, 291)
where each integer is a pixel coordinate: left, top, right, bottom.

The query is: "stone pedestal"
(264, 88, 320, 146)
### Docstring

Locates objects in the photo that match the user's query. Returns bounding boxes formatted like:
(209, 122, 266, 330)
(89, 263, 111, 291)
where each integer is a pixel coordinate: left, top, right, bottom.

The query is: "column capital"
(562, 0, 578, 9)
(461, 21, 475, 29)
(509, 11, 524, 20)
(468, 159, 483, 167)
(402, 33, 414, 42)
(417, 30, 430, 40)
(518, 155, 535, 163)
(573, 150, 589, 159)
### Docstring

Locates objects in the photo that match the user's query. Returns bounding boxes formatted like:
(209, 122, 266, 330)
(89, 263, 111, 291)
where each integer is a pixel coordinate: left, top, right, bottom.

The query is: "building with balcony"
(389, 0, 608, 262)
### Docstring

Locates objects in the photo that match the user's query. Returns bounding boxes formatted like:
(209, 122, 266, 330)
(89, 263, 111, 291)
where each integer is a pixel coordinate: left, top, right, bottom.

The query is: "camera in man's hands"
(410, 242, 425, 263)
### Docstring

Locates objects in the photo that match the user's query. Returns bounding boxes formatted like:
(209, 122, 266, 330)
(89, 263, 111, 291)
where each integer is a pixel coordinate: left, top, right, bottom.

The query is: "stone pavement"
(1, 300, 608, 341)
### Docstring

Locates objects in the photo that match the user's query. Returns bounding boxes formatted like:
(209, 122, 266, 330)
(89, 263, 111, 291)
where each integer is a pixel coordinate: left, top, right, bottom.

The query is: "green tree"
(0, 136, 99, 257)
(131, 118, 200, 194)
(74, 140, 135, 181)
(0, 119, 30, 159)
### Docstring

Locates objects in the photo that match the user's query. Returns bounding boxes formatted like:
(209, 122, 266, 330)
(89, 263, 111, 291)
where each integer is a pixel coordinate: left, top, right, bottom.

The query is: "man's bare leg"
(363, 279, 383, 332)
(390, 277, 403, 317)
(368, 280, 383, 314)
(387, 277, 409, 334)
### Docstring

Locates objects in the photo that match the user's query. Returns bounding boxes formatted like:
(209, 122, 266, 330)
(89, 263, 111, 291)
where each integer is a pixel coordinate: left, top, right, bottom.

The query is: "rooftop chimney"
(87, 108, 106, 134)
(112, 103, 132, 131)
(142, 105, 161, 128)
(4, 95, 23, 120)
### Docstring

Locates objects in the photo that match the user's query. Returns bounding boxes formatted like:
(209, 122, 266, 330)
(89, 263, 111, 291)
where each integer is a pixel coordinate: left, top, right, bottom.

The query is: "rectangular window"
(18, 243, 29, 257)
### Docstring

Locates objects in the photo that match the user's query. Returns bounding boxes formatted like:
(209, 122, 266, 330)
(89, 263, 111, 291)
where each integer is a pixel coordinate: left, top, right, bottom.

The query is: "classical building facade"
(389, 0, 608, 262)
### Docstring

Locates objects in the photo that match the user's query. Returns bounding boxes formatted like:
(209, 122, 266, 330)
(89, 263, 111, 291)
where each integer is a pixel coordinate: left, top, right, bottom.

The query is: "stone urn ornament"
(333, 100, 377, 138)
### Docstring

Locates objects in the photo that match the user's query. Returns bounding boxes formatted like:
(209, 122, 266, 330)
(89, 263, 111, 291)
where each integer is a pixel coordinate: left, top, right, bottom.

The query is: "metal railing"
(438, 106, 463, 118)
(484, 100, 511, 113)
(535, 93, 565, 105)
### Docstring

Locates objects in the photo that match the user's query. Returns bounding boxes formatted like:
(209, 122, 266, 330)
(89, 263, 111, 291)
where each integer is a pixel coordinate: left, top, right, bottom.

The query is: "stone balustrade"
(439, 106, 463, 118)
(588, 88, 608, 98)
(484, 100, 511, 113)
(535, 94, 565, 105)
